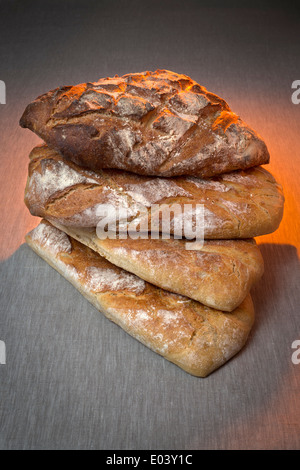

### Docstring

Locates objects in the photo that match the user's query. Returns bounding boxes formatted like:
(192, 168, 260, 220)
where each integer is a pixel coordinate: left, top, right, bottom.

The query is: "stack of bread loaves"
(20, 70, 284, 376)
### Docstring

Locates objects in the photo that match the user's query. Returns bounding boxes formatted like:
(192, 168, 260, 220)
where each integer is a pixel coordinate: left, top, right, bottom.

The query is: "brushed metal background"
(0, 0, 299, 450)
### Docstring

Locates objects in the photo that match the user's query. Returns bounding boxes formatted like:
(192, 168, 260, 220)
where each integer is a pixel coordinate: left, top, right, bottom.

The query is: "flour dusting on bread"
(28, 159, 99, 204)
(20, 69, 270, 177)
(125, 179, 191, 207)
(85, 266, 146, 294)
(30, 221, 72, 255)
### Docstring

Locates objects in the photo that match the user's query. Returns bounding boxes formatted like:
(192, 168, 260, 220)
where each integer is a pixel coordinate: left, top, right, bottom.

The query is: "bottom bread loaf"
(25, 219, 255, 377)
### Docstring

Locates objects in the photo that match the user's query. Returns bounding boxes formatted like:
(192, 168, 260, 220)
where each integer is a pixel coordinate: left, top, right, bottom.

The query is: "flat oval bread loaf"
(25, 145, 284, 239)
(20, 69, 269, 177)
(25, 220, 255, 377)
(50, 221, 264, 312)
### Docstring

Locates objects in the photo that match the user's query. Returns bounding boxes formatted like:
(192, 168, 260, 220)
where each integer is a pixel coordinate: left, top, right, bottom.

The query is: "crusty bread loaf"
(25, 220, 255, 377)
(25, 144, 284, 239)
(20, 69, 269, 177)
(50, 221, 264, 312)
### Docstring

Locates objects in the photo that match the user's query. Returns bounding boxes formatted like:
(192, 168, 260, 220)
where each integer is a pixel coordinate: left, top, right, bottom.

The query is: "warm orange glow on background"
(0, 0, 299, 451)
(243, 98, 299, 253)
(0, 87, 299, 261)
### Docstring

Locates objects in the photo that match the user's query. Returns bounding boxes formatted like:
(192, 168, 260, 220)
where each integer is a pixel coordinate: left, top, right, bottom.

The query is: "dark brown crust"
(20, 70, 270, 177)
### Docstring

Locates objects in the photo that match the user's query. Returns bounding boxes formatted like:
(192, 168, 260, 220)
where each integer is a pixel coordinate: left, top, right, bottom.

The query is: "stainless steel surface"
(0, 0, 299, 450)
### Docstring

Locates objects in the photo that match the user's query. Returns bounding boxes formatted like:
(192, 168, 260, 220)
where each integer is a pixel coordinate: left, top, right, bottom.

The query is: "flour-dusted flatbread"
(26, 220, 255, 377)
(25, 145, 284, 239)
(50, 221, 263, 312)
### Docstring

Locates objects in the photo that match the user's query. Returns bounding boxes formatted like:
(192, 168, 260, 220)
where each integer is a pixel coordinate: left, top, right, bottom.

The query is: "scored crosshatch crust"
(25, 144, 284, 239)
(20, 69, 270, 177)
(25, 220, 255, 377)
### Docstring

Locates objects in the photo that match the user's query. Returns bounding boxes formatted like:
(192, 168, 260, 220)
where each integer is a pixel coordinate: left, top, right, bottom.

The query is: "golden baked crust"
(25, 220, 255, 377)
(50, 221, 264, 312)
(20, 69, 269, 177)
(25, 144, 284, 239)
